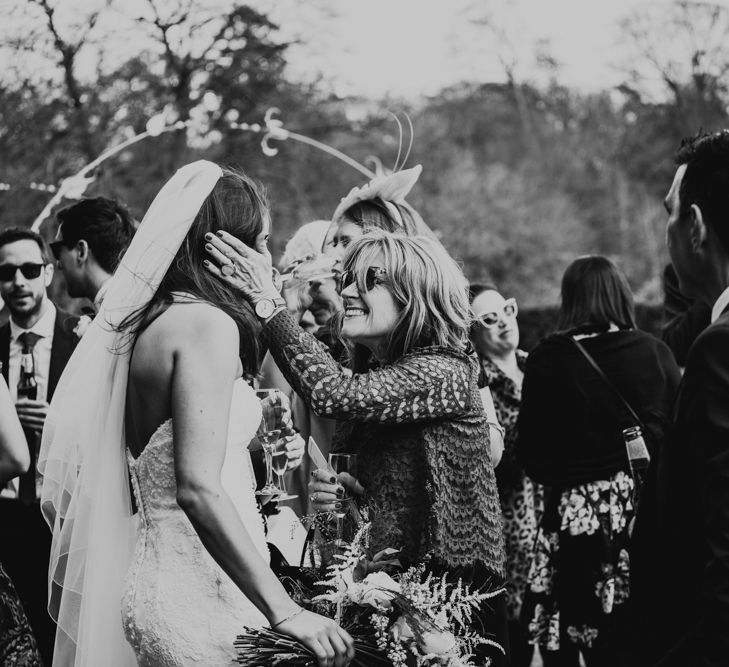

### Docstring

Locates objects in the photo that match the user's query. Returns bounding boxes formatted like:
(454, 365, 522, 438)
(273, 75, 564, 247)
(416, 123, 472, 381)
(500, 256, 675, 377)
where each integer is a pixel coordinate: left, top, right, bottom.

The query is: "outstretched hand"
(203, 230, 280, 305)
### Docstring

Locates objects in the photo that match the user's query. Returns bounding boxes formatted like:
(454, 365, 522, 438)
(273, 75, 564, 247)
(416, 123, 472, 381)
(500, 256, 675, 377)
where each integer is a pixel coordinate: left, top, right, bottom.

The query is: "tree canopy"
(1, 0, 728, 309)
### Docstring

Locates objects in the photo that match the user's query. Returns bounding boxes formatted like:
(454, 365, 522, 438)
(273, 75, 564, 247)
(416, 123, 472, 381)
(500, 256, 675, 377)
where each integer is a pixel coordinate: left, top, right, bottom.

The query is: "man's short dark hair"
(676, 130, 729, 255)
(0, 227, 51, 263)
(56, 197, 136, 273)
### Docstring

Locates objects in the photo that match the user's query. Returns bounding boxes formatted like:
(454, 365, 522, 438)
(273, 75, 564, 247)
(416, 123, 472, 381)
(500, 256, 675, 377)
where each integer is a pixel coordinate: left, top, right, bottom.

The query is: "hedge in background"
(517, 303, 664, 352)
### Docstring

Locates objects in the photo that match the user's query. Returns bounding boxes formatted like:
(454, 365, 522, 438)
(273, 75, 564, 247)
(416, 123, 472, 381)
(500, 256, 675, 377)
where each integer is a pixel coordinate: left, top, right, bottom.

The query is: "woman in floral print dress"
(515, 257, 681, 667)
(469, 283, 543, 667)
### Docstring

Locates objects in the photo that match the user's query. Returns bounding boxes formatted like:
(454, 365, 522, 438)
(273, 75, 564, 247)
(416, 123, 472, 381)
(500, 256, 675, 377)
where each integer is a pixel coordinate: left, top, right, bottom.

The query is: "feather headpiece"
(331, 164, 423, 226)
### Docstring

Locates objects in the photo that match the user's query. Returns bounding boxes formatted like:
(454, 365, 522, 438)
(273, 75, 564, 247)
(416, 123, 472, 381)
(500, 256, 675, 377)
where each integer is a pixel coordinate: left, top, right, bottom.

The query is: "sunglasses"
(474, 298, 518, 328)
(0, 263, 46, 282)
(338, 266, 388, 293)
(49, 240, 72, 261)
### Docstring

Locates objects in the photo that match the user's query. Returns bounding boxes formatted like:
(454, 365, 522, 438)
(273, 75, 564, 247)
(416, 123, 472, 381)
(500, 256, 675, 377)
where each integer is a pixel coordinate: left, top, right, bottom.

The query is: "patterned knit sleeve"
(263, 310, 473, 423)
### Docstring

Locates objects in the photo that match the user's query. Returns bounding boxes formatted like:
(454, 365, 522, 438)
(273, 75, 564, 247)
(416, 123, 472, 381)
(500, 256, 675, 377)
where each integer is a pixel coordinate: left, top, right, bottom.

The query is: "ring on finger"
(310, 493, 316, 503)
(220, 263, 235, 277)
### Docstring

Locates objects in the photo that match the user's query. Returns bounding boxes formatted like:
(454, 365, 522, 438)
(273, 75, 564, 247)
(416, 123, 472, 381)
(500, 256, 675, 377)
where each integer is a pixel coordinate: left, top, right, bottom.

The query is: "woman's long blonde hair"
(335, 230, 470, 369)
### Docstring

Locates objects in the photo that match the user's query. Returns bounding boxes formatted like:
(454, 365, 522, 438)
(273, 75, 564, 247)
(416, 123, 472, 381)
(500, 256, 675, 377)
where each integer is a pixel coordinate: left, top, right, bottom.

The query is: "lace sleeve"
(264, 310, 474, 424)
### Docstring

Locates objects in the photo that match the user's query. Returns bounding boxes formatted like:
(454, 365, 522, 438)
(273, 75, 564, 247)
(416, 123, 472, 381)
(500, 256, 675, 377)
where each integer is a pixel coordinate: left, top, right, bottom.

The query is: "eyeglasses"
(49, 240, 71, 261)
(474, 298, 518, 328)
(338, 266, 388, 292)
(0, 263, 46, 282)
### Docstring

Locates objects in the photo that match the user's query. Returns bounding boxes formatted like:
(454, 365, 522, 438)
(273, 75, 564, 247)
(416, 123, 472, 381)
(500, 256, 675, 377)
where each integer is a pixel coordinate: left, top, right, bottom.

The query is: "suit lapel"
(48, 310, 78, 401)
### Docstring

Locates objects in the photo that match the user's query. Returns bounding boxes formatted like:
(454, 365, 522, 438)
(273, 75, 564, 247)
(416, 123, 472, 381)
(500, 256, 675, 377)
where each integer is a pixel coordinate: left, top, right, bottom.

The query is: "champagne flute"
(271, 439, 298, 502)
(255, 390, 283, 497)
(281, 253, 338, 286)
(328, 453, 357, 548)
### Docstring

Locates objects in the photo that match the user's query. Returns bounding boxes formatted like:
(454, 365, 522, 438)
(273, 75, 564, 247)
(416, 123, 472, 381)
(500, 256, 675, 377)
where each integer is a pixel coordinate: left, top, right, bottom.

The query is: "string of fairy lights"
(0, 182, 57, 193)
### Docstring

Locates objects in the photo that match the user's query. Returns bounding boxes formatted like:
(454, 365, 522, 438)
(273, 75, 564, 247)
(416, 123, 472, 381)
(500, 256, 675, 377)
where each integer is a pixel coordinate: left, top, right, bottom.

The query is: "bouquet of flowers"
(236, 523, 505, 666)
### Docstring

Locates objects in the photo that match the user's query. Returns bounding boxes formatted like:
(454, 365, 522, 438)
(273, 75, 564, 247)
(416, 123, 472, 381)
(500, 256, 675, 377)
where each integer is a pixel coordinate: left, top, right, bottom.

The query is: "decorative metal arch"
(28, 109, 376, 231)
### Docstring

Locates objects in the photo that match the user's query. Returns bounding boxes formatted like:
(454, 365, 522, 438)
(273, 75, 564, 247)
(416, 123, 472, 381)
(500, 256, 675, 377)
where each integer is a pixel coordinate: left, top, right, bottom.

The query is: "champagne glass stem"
(264, 446, 274, 488)
(335, 512, 344, 546)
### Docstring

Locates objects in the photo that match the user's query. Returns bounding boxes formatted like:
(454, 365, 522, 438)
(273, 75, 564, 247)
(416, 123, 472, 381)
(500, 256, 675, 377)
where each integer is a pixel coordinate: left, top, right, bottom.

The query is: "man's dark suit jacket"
(660, 264, 712, 367)
(632, 306, 729, 667)
(0, 305, 79, 664)
(0, 306, 79, 401)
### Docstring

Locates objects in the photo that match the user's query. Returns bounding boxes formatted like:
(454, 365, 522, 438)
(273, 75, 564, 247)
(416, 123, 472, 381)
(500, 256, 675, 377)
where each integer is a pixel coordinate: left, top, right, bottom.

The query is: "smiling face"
(340, 250, 401, 355)
(471, 290, 519, 359)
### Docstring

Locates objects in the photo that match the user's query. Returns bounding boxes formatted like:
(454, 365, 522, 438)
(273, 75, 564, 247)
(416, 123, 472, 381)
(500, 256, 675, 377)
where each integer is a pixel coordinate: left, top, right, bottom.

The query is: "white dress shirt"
(93, 278, 111, 311)
(711, 285, 729, 324)
(2, 302, 56, 499)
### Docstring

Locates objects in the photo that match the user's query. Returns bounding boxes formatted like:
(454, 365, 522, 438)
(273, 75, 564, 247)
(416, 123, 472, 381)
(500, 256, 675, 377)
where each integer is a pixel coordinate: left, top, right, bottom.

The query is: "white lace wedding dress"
(121, 378, 268, 666)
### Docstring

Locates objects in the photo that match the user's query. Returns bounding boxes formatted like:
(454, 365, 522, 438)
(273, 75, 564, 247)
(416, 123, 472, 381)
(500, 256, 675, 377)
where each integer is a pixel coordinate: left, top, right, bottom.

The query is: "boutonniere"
(73, 315, 93, 339)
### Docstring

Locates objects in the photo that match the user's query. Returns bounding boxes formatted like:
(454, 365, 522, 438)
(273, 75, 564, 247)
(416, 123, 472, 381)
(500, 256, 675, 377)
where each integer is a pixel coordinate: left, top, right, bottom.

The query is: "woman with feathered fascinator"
(323, 164, 440, 257)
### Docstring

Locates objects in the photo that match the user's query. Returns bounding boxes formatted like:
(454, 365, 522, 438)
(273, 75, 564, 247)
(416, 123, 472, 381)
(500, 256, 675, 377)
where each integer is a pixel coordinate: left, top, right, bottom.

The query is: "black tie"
(19, 331, 42, 356)
(17, 331, 42, 505)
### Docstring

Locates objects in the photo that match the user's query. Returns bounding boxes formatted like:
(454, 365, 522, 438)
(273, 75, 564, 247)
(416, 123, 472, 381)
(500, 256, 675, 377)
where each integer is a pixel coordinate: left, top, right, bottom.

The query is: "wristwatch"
(254, 296, 286, 320)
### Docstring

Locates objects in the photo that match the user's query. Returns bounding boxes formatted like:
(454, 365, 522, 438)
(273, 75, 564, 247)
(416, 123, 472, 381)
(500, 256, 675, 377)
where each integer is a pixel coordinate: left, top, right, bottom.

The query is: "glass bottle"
(623, 425, 650, 489)
(17, 350, 38, 400)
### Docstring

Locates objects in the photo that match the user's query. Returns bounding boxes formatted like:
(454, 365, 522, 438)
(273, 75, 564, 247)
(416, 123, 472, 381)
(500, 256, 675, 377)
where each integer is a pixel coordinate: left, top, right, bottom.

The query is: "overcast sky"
(268, 0, 682, 99)
(2, 0, 714, 99)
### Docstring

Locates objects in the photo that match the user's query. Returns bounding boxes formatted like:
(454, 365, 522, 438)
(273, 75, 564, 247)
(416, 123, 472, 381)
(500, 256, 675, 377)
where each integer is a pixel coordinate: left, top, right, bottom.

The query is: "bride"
(38, 161, 354, 667)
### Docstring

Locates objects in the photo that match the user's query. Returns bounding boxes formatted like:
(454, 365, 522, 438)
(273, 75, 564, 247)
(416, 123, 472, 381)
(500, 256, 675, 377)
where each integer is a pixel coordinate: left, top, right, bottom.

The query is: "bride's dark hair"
(119, 167, 268, 375)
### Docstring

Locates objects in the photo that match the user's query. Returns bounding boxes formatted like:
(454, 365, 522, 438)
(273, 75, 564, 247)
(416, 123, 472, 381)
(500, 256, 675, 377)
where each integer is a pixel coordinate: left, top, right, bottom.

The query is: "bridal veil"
(38, 161, 223, 666)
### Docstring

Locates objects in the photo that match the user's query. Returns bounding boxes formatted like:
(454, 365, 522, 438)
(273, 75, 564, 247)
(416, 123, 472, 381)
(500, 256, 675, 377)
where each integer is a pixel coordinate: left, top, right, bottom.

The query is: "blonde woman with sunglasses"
(205, 230, 508, 666)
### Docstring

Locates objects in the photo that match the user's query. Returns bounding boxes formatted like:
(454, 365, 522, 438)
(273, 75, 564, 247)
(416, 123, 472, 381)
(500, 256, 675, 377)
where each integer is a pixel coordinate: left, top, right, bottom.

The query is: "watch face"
(256, 299, 274, 318)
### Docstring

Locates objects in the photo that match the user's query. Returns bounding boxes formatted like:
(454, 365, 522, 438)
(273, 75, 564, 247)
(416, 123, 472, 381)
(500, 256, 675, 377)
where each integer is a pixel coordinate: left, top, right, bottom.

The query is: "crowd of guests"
(0, 129, 727, 667)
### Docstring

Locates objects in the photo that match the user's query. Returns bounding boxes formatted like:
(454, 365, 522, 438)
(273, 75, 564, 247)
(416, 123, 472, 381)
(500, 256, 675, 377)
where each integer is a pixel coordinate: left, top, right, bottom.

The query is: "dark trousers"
(539, 616, 633, 667)
(507, 620, 534, 667)
(0, 498, 54, 665)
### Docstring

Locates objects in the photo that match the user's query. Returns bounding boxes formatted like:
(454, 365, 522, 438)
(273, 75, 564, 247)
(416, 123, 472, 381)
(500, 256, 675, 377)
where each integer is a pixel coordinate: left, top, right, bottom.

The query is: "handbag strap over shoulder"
(571, 336, 645, 430)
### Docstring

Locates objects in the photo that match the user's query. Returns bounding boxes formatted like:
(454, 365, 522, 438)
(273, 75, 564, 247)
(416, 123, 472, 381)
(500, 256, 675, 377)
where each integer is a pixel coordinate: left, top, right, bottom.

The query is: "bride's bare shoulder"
(146, 300, 239, 351)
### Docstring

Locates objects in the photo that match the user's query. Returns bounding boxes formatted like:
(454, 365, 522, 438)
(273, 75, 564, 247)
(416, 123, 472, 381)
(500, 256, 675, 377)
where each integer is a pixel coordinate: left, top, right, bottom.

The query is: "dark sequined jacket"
(264, 310, 505, 577)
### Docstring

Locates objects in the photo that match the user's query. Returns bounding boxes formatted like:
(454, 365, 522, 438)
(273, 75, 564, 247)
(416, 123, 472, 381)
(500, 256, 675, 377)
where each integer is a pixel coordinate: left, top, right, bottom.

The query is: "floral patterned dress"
(526, 471, 634, 654)
(0, 562, 42, 666)
(479, 351, 543, 624)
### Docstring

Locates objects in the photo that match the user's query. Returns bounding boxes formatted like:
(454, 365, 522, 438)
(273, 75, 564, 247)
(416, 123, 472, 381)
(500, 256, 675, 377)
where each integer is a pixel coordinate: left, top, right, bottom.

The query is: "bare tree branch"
(30, 0, 84, 107)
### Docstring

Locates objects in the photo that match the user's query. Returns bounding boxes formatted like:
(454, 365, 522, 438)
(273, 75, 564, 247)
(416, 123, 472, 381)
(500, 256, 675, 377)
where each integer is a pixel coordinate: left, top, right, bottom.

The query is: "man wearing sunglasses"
(0, 227, 79, 664)
(52, 196, 136, 309)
